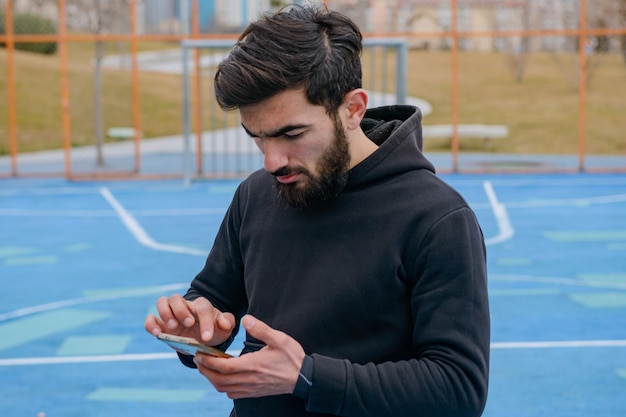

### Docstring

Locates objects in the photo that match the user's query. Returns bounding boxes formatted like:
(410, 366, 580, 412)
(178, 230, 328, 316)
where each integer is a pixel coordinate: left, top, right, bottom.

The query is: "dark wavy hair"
(214, 5, 363, 115)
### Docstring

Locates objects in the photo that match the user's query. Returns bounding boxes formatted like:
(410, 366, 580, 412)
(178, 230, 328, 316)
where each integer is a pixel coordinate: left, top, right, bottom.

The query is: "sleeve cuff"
(292, 354, 314, 399)
(177, 351, 197, 368)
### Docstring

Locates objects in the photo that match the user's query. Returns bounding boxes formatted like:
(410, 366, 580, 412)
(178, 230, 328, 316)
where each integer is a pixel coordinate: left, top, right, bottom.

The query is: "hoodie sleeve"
(181, 184, 248, 354)
(304, 207, 490, 417)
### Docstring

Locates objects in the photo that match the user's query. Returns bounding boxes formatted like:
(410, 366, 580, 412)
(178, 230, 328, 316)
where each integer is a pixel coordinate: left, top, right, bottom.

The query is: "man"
(145, 4, 490, 417)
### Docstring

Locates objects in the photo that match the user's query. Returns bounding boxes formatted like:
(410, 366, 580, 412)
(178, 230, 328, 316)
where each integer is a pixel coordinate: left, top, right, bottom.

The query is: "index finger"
(156, 294, 195, 331)
(191, 297, 221, 342)
(144, 313, 166, 336)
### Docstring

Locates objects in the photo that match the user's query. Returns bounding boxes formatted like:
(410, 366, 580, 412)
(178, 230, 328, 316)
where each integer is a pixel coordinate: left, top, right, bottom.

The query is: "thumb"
(242, 315, 280, 346)
(217, 311, 236, 332)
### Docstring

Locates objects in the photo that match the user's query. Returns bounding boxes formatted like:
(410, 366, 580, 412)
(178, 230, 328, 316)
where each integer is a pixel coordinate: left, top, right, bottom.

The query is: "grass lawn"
(0, 41, 187, 154)
(1, 42, 625, 155)
(406, 50, 626, 155)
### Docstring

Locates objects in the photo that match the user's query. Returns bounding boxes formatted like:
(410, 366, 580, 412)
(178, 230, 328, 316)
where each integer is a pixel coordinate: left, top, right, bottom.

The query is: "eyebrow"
(241, 123, 311, 139)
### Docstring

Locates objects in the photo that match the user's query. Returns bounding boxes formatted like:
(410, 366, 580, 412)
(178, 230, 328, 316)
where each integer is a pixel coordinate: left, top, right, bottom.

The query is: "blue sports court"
(1, 173, 625, 417)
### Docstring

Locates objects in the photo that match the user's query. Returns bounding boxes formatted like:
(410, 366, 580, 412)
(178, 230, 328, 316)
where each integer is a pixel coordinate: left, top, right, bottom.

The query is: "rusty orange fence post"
(58, 0, 73, 178)
(192, 0, 203, 176)
(450, 0, 460, 173)
(577, 0, 588, 173)
(5, 0, 18, 176)
(130, 0, 142, 173)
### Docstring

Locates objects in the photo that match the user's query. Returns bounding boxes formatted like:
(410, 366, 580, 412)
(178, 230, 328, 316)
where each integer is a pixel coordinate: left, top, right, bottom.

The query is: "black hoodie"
(185, 105, 490, 417)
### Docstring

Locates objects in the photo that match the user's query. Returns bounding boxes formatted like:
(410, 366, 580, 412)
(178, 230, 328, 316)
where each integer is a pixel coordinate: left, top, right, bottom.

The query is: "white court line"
(2, 340, 625, 366)
(0, 208, 225, 217)
(0, 208, 116, 217)
(490, 273, 626, 290)
(491, 340, 626, 349)
(470, 192, 626, 211)
(483, 181, 514, 246)
(501, 193, 626, 209)
(447, 177, 626, 188)
(0, 284, 189, 322)
(100, 187, 206, 256)
(0, 353, 178, 366)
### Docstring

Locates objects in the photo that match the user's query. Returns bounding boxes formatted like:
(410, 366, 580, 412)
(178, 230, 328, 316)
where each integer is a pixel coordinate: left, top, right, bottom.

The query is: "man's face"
(240, 89, 351, 210)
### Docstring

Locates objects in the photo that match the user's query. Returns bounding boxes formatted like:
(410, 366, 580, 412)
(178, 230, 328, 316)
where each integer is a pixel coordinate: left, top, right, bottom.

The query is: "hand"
(144, 294, 236, 346)
(193, 315, 306, 399)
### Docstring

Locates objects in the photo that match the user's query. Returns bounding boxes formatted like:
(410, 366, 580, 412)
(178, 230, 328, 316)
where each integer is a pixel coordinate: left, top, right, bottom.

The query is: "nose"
(260, 138, 289, 173)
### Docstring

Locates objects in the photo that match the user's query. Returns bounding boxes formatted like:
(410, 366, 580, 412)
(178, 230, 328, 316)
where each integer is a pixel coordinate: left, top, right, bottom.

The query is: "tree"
(546, 0, 618, 90)
(65, 0, 132, 166)
(0, 11, 57, 55)
(269, 0, 288, 9)
(620, 0, 626, 65)
(500, 0, 533, 83)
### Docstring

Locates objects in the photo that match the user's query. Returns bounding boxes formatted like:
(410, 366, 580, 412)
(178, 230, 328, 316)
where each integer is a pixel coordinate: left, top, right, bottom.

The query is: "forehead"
(239, 89, 330, 135)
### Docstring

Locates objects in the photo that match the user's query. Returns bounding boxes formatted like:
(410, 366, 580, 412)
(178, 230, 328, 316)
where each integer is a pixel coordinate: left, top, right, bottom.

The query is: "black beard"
(274, 119, 350, 210)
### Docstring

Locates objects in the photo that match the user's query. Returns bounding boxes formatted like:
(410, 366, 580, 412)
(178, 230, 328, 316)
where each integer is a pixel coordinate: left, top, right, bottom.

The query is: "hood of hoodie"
(347, 105, 435, 189)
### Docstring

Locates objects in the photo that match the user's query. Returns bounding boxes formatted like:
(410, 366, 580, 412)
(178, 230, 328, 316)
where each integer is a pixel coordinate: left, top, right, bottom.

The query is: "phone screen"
(157, 333, 232, 358)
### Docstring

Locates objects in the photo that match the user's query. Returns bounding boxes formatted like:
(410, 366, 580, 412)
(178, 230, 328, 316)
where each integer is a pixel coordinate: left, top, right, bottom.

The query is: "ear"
(343, 89, 368, 130)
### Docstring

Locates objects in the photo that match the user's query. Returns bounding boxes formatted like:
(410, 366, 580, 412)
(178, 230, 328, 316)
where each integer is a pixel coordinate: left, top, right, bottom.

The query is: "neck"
(348, 129, 378, 169)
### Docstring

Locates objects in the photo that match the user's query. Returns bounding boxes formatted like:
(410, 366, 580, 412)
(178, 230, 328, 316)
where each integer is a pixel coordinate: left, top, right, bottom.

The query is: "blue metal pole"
(242, 0, 248, 24)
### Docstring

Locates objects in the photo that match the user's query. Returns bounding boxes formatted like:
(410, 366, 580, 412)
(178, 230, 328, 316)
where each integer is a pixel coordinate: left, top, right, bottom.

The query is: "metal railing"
(1, 0, 625, 179)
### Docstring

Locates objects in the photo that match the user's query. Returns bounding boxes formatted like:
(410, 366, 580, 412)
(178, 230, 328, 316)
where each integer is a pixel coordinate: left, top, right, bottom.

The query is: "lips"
(272, 167, 304, 184)
(276, 173, 301, 184)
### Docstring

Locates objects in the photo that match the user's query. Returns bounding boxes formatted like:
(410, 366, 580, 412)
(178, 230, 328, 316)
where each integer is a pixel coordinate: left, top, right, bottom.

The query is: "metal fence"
(1, 0, 625, 180)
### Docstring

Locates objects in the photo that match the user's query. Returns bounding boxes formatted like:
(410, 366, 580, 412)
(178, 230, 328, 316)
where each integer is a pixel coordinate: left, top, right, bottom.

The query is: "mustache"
(271, 167, 307, 177)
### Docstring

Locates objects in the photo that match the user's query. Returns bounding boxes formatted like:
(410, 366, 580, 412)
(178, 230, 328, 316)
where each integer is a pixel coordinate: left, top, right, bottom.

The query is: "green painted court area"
(87, 388, 208, 403)
(1, 174, 625, 417)
(0, 309, 112, 351)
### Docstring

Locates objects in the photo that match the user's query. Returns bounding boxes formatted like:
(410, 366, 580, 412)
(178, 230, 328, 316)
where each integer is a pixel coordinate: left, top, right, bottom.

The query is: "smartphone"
(156, 333, 232, 358)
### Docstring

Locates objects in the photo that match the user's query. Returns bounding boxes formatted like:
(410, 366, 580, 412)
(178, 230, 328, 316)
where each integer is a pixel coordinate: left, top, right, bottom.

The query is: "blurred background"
(1, 0, 625, 177)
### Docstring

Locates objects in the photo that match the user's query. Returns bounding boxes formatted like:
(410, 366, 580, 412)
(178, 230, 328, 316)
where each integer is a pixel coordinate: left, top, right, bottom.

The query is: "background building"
(6, 0, 625, 52)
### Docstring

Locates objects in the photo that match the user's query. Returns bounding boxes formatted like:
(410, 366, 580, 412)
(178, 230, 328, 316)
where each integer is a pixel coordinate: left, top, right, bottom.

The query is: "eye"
(283, 132, 304, 140)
